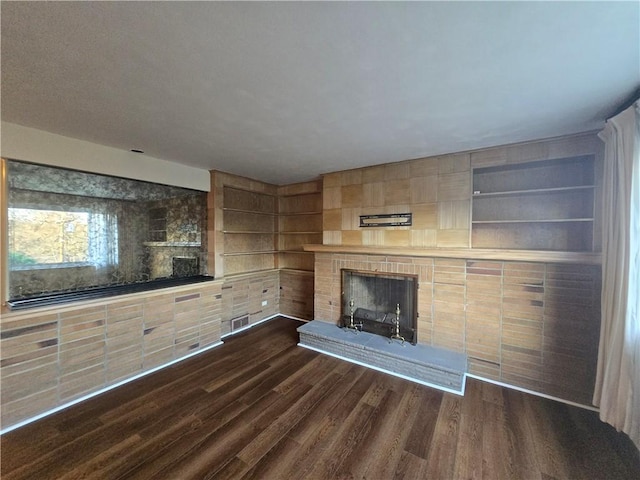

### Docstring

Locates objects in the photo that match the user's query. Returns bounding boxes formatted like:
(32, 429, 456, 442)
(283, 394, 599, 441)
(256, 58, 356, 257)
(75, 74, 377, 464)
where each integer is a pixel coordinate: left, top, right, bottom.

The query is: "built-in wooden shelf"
(143, 241, 202, 247)
(303, 244, 601, 265)
(221, 251, 277, 257)
(223, 231, 276, 234)
(471, 155, 596, 251)
(279, 211, 323, 216)
(472, 218, 594, 224)
(472, 185, 595, 198)
(222, 207, 277, 216)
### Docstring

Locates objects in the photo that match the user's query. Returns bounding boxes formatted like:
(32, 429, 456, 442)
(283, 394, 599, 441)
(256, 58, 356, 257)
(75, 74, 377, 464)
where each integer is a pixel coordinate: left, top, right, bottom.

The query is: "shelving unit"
(222, 186, 277, 275)
(277, 189, 322, 271)
(471, 155, 595, 251)
(148, 207, 167, 242)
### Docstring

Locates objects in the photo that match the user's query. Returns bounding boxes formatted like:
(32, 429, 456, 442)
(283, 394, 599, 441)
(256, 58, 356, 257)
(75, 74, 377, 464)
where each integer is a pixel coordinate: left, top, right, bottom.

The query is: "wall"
(0, 266, 286, 430)
(1, 281, 223, 428)
(207, 171, 317, 322)
(220, 271, 280, 336)
(314, 253, 600, 405)
(322, 132, 603, 249)
(1, 122, 210, 191)
(314, 132, 605, 406)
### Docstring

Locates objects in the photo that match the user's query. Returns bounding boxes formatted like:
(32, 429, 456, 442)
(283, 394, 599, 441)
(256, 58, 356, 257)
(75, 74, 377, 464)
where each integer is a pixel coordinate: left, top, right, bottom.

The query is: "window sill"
(7, 275, 216, 311)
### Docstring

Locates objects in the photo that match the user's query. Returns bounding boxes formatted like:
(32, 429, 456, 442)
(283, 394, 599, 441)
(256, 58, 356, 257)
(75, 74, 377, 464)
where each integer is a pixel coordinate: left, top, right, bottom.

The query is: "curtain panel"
(593, 102, 640, 449)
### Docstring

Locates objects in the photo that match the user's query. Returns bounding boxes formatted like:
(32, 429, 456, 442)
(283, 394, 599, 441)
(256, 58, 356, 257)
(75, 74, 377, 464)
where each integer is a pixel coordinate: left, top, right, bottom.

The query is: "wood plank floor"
(2, 317, 639, 479)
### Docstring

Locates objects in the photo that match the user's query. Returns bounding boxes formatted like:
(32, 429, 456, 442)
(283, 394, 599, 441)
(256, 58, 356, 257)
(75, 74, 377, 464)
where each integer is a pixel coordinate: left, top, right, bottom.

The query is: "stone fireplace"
(341, 269, 418, 344)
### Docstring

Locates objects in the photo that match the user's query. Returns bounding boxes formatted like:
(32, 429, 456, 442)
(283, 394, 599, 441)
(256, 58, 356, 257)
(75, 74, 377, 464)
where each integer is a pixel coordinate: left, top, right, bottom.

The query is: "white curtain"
(88, 211, 119, 268)
(593, 102, 640, 449)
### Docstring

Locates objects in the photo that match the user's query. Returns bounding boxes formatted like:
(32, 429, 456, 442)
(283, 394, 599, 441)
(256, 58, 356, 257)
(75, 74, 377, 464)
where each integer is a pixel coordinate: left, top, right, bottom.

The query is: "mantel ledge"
(302, 244, 601, 265)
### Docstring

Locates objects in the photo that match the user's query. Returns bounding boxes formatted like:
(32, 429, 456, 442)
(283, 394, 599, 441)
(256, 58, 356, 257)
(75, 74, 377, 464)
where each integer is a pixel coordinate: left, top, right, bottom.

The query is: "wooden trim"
(303, 244, 601, 264)
(1, 159, 8, 311)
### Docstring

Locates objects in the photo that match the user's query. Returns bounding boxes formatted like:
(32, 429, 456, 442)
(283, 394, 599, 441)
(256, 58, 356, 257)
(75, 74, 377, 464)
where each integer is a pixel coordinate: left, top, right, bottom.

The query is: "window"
(8, 208, 118, 269)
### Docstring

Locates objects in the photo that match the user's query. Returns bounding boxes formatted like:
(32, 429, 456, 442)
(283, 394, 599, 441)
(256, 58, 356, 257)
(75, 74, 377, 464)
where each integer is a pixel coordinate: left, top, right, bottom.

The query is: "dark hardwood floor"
(2, 316, 639, 479)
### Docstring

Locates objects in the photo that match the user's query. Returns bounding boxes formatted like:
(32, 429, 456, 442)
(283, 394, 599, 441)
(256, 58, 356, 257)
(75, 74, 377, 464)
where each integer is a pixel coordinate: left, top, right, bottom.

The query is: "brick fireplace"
(310, 249, 601, 406)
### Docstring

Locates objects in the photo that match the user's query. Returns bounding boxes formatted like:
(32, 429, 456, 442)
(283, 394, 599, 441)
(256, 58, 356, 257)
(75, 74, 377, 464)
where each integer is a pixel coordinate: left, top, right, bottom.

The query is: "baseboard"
(465, 373, 599, 412)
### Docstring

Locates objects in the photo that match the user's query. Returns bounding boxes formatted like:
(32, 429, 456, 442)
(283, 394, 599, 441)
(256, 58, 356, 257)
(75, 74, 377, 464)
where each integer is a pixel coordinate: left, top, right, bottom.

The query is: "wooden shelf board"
(223, 231, 276, 234)
(278, 211, 322, 216)
(223, 185, 277, 197)
(473, 185, 595, 198)
(472, 218, 594, 224)
(279, 268, 315, 274)
(223, 208, 277, 216)
(279, 191, 321, 198)
(279, 231, 322, 234)
(223, 268, 279, 280)
(221, 251, 277, 257)
(302, 244, 601, 265)
(279, 250, 314, 254)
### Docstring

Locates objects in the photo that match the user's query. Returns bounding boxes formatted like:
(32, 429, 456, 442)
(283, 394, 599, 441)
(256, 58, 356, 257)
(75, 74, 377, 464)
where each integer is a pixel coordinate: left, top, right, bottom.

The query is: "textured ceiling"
(1, 1, 638, 185)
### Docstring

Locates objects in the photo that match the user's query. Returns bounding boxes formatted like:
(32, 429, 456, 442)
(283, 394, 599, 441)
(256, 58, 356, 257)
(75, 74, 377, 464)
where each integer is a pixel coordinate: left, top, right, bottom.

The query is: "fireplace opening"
(172, 256, 199, 278)
(341, 269, 418, 344)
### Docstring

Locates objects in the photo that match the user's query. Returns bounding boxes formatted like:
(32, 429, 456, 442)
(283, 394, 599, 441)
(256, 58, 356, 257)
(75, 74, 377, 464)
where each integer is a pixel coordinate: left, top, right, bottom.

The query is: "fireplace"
(341, 269, 418, 344)
(172, 256, 199, 277)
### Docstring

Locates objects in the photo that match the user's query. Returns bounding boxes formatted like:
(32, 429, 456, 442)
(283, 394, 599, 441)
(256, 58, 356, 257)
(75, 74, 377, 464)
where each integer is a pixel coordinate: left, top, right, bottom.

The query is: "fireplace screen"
(341, 269, 418, 344)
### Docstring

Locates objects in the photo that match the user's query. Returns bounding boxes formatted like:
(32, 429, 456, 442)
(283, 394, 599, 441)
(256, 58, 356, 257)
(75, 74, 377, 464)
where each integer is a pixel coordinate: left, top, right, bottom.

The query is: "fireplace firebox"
(341, 269, 418, 344)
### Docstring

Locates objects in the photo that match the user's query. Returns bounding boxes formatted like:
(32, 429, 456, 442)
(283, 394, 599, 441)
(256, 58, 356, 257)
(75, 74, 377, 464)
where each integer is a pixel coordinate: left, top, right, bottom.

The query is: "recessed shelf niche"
(471, 155, 595, 251)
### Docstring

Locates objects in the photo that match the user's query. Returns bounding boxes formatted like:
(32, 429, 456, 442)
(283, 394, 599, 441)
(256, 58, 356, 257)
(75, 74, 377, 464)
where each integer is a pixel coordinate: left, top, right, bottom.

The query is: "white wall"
(1, 122, 210, 191)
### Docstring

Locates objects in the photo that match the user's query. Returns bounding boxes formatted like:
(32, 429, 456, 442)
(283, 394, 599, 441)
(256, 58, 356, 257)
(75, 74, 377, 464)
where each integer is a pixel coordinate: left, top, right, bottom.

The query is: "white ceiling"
(2, 1, 638, 185)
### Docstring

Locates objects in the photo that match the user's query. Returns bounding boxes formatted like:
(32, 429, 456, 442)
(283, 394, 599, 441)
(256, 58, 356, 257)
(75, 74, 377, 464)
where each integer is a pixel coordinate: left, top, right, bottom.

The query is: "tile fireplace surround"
(310, 250, 601, 406)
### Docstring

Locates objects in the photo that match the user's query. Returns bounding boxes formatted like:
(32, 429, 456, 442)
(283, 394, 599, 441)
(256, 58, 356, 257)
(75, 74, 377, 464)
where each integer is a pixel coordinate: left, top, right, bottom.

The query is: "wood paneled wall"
(314, 252, 600, 405)
(1, 282, 223, 428)
(208, 173, 318, 322)
(219, 270, 280, 336)
(315, 132, 605, 405)
(279, 269, 314, 319)
(1, 267, 292, 430)
(321, 132, 603, 249)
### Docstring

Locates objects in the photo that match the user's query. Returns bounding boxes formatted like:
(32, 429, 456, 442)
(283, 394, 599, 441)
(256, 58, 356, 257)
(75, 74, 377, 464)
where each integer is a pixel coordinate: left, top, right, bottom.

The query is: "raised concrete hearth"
(297, 320, 467, 395)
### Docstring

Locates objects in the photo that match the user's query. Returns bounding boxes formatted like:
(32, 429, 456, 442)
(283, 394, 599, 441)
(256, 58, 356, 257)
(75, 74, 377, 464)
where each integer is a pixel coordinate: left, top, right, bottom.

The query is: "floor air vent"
(231, 316, 249, 331)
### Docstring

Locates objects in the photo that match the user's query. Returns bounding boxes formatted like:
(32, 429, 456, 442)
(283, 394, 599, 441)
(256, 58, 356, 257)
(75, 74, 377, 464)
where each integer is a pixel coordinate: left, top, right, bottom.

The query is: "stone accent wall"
(314, 252, 601, 405)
